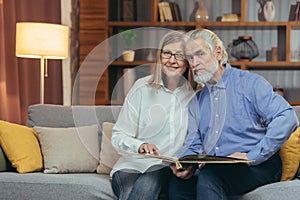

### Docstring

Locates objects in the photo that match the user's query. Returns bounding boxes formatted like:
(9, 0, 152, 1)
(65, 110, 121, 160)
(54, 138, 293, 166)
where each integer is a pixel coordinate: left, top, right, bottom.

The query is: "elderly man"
(168, 29, 299, 200)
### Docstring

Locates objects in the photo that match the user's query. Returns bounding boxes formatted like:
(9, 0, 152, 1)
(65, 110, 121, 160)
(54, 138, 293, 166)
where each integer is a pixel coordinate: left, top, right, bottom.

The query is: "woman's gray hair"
(183, 29, 228, 65)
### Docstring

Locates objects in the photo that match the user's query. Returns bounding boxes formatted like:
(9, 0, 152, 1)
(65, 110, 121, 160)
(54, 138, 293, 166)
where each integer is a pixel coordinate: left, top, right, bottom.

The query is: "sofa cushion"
(34, 125, 100, 173)
(97, 122, 120, 174)
(280, 127, 300, 181)
(229, 180, 300, 200)
(0, 146, 7, 171)
(0, 172, 117, 200)
(0, 120, 43, 173)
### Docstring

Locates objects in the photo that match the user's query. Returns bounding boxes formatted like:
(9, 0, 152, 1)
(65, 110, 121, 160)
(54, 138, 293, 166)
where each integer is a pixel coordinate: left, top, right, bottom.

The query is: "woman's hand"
(138, 143, 160, 155)
(170, 164, 197, 179)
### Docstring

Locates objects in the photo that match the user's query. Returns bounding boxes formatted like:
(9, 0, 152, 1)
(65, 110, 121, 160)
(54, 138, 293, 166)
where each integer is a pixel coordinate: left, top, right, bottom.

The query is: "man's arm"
(246, 76, 299, 165)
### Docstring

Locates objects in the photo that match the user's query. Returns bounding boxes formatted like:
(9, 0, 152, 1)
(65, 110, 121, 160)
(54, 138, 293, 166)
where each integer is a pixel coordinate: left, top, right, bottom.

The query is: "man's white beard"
(193, 59, 218, 84)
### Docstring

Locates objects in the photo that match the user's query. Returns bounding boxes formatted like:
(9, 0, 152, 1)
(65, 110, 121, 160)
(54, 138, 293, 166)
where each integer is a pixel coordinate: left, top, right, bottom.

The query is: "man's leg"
(168, 173, 197, 200)
(196, 153, 282, 200)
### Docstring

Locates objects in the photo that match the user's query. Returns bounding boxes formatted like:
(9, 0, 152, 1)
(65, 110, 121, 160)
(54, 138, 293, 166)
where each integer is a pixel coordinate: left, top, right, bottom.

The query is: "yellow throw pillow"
(0, 120, 43, 173)
(97, 122, 120, 174)
(279, 127, 300, 181)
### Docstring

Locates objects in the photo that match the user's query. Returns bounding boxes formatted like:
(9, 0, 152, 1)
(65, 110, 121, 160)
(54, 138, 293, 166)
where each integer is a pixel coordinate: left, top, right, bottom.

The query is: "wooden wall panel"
(79, 0, 109, 105)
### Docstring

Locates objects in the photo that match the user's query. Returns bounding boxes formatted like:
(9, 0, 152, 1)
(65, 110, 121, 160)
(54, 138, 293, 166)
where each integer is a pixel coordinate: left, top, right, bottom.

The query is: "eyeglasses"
(161, 51, 185, 61)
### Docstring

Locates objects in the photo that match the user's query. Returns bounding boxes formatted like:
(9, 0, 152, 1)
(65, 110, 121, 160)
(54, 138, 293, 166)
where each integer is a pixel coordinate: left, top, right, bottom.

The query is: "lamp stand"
(40, 56, 45, 104)
(16, 22, 69, 104)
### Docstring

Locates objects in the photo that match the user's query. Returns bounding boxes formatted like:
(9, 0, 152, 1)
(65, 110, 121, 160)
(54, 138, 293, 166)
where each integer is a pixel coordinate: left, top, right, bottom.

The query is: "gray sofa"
(0, 104, 300, 200)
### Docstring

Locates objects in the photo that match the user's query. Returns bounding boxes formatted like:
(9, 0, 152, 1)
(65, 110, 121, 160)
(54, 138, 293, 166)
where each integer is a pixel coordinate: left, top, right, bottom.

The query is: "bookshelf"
(79, 0, 300, 105)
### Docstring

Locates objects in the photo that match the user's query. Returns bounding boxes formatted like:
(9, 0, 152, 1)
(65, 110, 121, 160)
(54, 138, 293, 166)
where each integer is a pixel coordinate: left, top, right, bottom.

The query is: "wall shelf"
(111, 61, 155, 66)
(79, 0, 300, 105)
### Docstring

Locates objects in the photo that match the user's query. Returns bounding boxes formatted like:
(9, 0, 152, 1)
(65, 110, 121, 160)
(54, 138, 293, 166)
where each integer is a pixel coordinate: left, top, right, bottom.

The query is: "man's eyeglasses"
(161, 51, 185, 61)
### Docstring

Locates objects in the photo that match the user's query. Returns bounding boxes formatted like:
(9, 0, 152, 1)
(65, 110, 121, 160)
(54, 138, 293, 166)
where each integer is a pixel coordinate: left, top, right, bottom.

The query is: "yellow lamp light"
(16, 22, 69, 104)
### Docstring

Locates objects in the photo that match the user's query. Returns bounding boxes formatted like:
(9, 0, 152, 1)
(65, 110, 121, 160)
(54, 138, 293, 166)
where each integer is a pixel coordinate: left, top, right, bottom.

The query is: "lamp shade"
(16, 22, 69, 59)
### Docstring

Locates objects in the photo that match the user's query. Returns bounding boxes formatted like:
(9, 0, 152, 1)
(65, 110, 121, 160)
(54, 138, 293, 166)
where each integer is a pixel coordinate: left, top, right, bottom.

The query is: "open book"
(119, 152, 251, 169)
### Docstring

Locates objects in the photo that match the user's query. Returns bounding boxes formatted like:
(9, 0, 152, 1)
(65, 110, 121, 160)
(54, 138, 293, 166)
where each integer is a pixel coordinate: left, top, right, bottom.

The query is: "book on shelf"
(111, 0, 151, 22)
(119, 152, 252, 169)
(162, 2, 173, 22)
(122, 0, 136, 21)
(109, 0, 123, 21)
(157, 2, 181, 22)
(288, 4, 296, 21)
(136, 0, 151, 21)
(169, 2, 182, 21)
(158, 2, 165, 22)
(221, 14, 239, 22)
(289, 1, 300, 21)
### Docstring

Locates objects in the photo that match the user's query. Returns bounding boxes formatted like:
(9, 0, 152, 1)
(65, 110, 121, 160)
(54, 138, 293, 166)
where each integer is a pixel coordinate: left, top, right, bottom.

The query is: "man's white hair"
(183, 29, 228, 65)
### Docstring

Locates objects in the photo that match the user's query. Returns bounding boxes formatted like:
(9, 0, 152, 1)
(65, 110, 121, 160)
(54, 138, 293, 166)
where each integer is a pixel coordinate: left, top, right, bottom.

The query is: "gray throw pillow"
(34, 125, 100, 173)
(0, 146, 14, 172)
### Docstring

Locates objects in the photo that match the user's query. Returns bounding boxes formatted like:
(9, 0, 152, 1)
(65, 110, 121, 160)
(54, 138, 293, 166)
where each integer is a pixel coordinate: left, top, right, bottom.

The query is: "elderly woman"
(110, 30, 196, 200)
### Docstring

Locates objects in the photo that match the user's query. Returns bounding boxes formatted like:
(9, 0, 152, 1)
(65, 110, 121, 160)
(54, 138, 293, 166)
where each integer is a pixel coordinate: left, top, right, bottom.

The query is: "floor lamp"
(15, 22, 69, 104)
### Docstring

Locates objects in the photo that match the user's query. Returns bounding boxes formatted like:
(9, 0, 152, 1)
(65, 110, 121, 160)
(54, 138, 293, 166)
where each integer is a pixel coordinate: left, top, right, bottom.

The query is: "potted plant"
(120, 29, 136, 62)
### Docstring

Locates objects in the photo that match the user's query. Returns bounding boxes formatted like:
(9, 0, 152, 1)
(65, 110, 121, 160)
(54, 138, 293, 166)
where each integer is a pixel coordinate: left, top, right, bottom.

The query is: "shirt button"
(216, 114, 219, 118)
(216, 131, 219, 133)
(215, 147, 219, 150)
(215, 97, 218, 101)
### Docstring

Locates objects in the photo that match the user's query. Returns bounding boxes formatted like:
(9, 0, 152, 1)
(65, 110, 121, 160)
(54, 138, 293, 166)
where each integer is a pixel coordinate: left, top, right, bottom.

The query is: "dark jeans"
(168, 153, 282, 200)
(112, 165, 172, 200)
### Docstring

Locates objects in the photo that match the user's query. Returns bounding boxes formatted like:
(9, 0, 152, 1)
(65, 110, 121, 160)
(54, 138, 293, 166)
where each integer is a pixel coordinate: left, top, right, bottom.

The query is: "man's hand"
(138, 143, 160, 155)
(229, 152, 250, 165)
(170, 164, 197, 179)
(229, 152, 248, 160)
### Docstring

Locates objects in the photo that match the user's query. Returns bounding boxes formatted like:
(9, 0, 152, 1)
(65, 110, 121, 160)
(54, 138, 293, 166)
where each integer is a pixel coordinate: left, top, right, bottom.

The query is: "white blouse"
(111, 75, 195, 176)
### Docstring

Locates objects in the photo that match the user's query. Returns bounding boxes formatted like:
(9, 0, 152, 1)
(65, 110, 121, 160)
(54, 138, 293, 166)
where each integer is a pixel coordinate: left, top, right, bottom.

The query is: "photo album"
(118, 152, 251, 169)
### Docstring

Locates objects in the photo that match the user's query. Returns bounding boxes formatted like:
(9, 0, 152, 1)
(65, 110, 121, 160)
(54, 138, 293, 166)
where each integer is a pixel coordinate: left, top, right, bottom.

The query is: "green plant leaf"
(120, 29, 136, 47)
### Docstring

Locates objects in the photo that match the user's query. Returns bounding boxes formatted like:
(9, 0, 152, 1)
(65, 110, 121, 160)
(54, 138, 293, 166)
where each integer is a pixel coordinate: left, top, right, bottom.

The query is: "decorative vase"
(229, 36, 259, 61)
(195, 0, 209, 22)
(146, 49, 155, 61)
(122, 50, 135, 62)
(257, 0, 275, 22)
(189, 0, 199, 21)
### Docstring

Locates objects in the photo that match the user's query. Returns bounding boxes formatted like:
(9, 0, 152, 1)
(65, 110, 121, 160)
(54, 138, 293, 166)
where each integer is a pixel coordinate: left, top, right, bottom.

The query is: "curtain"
(0, 0, 62, 125)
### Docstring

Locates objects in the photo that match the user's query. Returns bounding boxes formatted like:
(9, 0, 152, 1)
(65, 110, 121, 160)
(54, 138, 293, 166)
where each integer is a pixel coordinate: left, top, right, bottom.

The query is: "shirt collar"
(159, 79, 189, 93)
(206, 63, 231, 90)
(221, 63, 231, 87)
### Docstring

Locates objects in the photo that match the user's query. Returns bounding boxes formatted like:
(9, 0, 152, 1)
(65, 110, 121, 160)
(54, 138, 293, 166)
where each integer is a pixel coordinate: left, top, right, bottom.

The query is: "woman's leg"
(111, 170, 141, 200)
(128, 165, 172, 200)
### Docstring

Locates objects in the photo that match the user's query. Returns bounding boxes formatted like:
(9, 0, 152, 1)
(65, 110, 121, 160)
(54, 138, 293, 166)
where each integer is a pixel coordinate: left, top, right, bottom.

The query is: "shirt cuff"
(247, 149, 269, 165)
(130, 139, 145, 153)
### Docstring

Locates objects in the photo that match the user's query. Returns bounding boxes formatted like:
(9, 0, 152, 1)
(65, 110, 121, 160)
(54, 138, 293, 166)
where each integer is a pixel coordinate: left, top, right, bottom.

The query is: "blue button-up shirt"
(180, 64, 299, 165)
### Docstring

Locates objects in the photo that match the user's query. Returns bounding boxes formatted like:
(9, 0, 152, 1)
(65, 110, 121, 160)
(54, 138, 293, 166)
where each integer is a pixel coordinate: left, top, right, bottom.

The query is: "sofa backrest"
(27, 104, 122, 128)
(27, 104, 300, 129)
(26, 104, 122, 146)
(293, 106, 300, 122)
